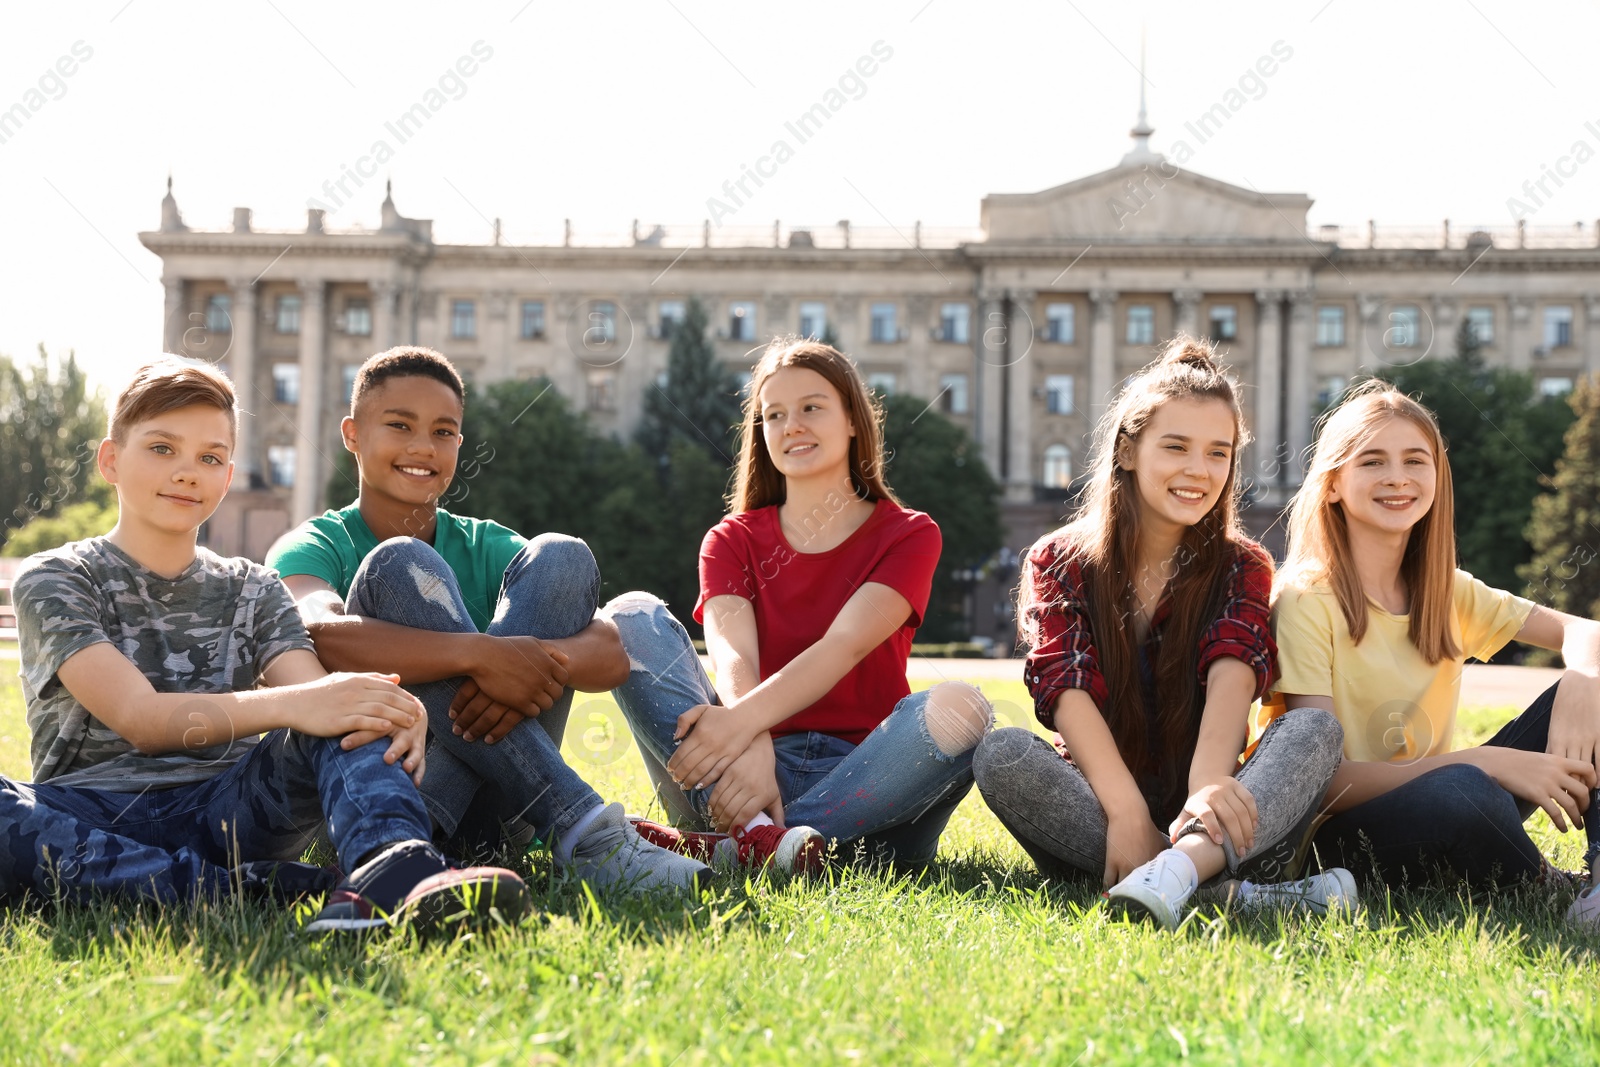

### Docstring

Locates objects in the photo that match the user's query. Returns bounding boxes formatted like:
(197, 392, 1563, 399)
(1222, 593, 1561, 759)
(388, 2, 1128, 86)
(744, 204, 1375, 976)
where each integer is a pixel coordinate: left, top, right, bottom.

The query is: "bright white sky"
(3, 0, 1598, 390)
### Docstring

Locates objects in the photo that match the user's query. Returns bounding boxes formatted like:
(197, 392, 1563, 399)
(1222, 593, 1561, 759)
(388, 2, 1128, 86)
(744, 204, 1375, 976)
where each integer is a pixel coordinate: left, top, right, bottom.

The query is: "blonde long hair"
(729, 338, 900, 513)
(1280, 380, 1459, 663)
(1023, 336, 1252, 812)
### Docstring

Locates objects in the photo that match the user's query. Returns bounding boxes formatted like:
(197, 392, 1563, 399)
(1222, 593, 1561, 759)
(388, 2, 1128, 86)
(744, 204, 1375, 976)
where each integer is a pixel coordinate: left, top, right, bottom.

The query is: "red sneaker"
(627, 817, 726, 863)
(626, 817, 825, 875)
(722, 823, 825, 875)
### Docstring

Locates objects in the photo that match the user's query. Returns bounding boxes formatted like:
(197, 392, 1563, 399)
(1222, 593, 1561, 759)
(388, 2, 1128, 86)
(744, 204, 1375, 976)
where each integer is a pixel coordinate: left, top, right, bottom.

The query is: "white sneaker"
(561, 803, 712, 894)
(1238, 868, 1359, 916)
(1565, 882, 1600, 930)
(1105, 850, 1199, 931)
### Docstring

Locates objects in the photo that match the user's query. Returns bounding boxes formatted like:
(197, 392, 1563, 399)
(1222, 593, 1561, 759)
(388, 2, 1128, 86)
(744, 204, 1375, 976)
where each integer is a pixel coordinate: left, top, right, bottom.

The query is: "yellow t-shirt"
(1262, 570, 1534, 762)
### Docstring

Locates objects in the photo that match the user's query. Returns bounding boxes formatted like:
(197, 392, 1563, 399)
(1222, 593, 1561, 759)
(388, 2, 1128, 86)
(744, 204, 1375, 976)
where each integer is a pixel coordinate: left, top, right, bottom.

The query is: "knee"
(972, 726, 1038, 787)
(1418, 764, 1522, 834)
(1272, 707, 1345, 768)
(602, 590, 673, 643)
(517, 533, 598, 583)
(922, 682, 992, 758)
(365, 536, 446, 573)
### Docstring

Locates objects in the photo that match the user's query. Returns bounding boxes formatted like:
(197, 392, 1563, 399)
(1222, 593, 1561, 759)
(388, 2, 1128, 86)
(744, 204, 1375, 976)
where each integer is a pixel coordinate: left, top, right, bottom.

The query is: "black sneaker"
(303, 840, 531, 935)
(232, 859, 341, 904)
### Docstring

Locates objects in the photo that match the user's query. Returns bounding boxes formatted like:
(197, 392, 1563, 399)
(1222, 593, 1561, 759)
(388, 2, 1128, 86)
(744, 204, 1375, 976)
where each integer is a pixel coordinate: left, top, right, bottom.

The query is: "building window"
(1466, 306, 1494, 345)
(451, 300, 477, 340)
(268, 445, 296, 487)
(939, 373, 969, 414)
(1540, 376, 1574, 397)
(272, 363, 300, 405)
(867, 372, 896, 396)
(1126, 305, 1155, 345)
(870, 302, 900, 343)
(658, 300, 685, 340)
(585, 301, 617, 345)
(1045, 374, 1075, 415)
(1315, 306, 1345, 347)
(341, 364, 359, 406)
(204, 294, 231, 333)
(1046, 303, 1076, 344)
(728, 301, 757, 342)
(343, 298, 372, 337)
(1544, 305, 1574, 349)
(521, 300, 546, 340)
(1316, 375, 1347, 409)
(1208, 305, 1237, 342)
(275, 294, 302, 335)
(799, 301, 828, 340)
(940, 303, 971, 344)
(586, 369, 616, 411)
(1388, 305, 1420, 348)
(1042, 444, 1073, 489)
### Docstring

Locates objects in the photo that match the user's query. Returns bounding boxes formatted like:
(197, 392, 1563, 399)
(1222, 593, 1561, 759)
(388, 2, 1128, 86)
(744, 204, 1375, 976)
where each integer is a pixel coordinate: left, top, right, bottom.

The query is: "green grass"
(0, 670, 1597, 1065)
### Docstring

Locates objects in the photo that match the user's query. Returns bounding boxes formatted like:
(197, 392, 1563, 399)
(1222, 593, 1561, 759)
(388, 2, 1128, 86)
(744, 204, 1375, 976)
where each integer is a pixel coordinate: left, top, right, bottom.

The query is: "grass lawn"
(0, 668, 1596, 1065)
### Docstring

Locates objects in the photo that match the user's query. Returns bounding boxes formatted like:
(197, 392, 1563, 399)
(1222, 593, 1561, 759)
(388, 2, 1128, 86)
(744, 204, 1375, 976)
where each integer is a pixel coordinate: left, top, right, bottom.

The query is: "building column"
(486, 289, 512, 381)
(1584, 293, 1600, 378)
(1285, 290, 1313, 485)
(162, 277, 184, 352)
(228, 277, 260, 485)
(1431, 295, 1459, 357)
(1005, 289, 1036, 503)
(292, 280, 327, 524)
(1088, 289, 1119, 425)
(1508, 296, 1534, 371)
(1173, 288, 1203, 339)
(975, 290, 1005, 478)
(373, 280, 399, 350)
(904, 294, 931, 399)
(1254, 289, 1285, 494)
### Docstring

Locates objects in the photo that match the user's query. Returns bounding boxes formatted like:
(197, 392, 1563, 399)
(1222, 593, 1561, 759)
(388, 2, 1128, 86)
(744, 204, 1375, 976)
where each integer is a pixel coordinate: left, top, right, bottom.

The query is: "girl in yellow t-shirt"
(1269, 381, 1600, 924)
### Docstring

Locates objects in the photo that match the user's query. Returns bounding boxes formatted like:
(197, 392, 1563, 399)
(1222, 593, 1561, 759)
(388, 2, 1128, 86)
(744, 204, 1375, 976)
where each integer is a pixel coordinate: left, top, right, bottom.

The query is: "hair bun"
(1159, 335, 1221, 370)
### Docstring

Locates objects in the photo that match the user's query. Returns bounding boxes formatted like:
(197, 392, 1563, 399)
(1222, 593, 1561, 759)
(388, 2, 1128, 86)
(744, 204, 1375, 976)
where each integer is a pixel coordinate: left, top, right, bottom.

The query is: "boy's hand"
(293, 672, 421, 738)
(707, 732, 784, 832)
(467, 636, 569, 715)
(448, 678, 528, 743)
(667, 704, 758, 792)
(343, 702, 430, 785)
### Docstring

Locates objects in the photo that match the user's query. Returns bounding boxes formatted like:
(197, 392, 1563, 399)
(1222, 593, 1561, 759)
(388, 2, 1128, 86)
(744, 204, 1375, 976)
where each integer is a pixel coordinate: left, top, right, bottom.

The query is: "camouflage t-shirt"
(13, 537, 314, 792)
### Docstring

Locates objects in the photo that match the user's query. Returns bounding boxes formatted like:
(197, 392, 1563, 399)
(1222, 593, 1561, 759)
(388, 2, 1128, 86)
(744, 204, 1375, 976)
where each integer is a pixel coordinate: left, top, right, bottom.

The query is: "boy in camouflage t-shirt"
(4, 359, 527, 934)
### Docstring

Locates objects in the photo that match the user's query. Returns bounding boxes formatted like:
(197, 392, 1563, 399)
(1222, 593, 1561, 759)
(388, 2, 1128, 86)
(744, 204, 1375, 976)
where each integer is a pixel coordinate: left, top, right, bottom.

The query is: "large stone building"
(141, 114, 1600, 644)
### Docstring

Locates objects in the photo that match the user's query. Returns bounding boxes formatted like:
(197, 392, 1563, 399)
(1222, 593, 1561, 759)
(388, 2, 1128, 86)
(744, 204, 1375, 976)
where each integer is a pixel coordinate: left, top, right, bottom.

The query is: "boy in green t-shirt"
(267, 347, 709, 892)
(9, 357, 528, 934)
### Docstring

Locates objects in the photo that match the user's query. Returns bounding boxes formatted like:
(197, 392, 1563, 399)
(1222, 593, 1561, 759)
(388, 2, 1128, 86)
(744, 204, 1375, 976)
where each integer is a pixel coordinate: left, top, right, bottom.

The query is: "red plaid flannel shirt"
(1021, 535, 1277, 731)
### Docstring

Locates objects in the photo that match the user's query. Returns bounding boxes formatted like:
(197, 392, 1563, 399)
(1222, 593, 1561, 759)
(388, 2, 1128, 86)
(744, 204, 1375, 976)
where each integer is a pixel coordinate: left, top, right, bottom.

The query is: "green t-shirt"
(266, 504, 525, 632)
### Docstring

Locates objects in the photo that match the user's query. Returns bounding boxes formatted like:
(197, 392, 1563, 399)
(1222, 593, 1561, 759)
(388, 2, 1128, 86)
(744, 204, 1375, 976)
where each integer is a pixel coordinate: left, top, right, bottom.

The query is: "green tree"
(1377, 320, 1571, 595)
(1520, 374, 1600, 621)
(880, 394, 1003, 641)
(0, 347, 107, 553)
(635, 297, 744, 466)
(0, 498, 118, 557)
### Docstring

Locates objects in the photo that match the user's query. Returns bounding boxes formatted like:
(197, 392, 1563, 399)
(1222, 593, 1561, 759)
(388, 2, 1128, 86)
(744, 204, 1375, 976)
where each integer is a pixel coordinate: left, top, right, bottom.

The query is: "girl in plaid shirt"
(973, 337, 1356, 929)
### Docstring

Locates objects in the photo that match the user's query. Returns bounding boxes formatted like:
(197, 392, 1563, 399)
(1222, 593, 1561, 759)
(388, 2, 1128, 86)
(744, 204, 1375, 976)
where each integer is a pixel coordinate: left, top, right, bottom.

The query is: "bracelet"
(1173, 816, 1208, 842)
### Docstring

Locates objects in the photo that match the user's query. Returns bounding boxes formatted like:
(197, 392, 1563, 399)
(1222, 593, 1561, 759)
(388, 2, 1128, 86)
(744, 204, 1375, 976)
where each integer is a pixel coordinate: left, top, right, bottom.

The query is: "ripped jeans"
(605, 594, 992, 866)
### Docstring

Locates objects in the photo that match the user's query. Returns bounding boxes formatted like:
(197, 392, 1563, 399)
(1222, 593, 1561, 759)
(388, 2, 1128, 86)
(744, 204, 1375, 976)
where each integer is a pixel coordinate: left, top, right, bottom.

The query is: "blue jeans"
(607, 594, 991, 866)
(1314, 681, 1600, 888)
(0, 727, 431, 903)
(344, 535, 604, 853)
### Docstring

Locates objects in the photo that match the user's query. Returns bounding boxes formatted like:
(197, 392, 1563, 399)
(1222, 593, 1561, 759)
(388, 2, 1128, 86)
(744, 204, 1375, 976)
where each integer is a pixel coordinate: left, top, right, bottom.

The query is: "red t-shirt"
(693, 498, 941, 744)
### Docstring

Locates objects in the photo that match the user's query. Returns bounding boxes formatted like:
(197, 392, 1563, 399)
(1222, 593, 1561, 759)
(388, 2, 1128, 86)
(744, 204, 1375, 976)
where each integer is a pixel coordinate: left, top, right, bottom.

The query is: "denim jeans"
(973, 707, 1346, 883)
(606, 593, 991, 866)
(1313, 681, 1600, 888)
(344, 535, 604, 852)
(0, 726, 431, 903)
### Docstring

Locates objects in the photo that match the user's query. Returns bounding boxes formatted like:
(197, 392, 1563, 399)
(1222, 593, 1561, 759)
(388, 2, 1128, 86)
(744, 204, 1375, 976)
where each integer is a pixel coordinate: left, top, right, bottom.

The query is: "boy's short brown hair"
(109, 358, 238, 444)
(350, 346, 465, 415)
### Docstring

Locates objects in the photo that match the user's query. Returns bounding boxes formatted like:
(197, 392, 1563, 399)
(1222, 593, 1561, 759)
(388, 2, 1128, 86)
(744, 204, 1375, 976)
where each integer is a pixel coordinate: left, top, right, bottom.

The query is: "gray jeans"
(973, 708, 1344, 883)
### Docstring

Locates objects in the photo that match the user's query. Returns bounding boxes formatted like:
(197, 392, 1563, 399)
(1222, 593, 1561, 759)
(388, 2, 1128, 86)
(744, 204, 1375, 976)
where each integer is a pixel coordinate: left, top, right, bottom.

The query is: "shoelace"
(732, 824, 782, 866)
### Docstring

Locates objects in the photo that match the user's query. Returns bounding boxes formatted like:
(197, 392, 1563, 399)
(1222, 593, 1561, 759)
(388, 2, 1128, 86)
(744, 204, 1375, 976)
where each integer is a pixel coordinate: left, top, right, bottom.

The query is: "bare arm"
(1517, 604, 1600, 774)
(702, 594, 762, 706)
(55, 644, 421, 756)
(1052, 688, 1168, 886)
(284, 574, 495, 685)
(1186, 658, 1256, 790)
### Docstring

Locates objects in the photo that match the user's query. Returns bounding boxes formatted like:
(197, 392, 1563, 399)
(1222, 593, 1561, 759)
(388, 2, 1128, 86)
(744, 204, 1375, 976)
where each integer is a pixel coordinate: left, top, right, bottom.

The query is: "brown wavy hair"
(1020, 336, 1254, 813)
(1279, 380, 1459, 663)
(729, 337, 900, 513)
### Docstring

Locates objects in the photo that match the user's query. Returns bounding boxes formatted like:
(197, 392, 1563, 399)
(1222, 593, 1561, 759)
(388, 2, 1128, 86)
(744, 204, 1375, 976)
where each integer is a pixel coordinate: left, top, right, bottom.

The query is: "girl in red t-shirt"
(973, 338, 1355, 928)
(607, 339, 993, 871)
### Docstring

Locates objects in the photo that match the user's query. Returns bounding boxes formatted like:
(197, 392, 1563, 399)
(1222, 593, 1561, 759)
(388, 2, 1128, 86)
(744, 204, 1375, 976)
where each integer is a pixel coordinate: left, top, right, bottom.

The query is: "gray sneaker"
(561, 803, 712, 894)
